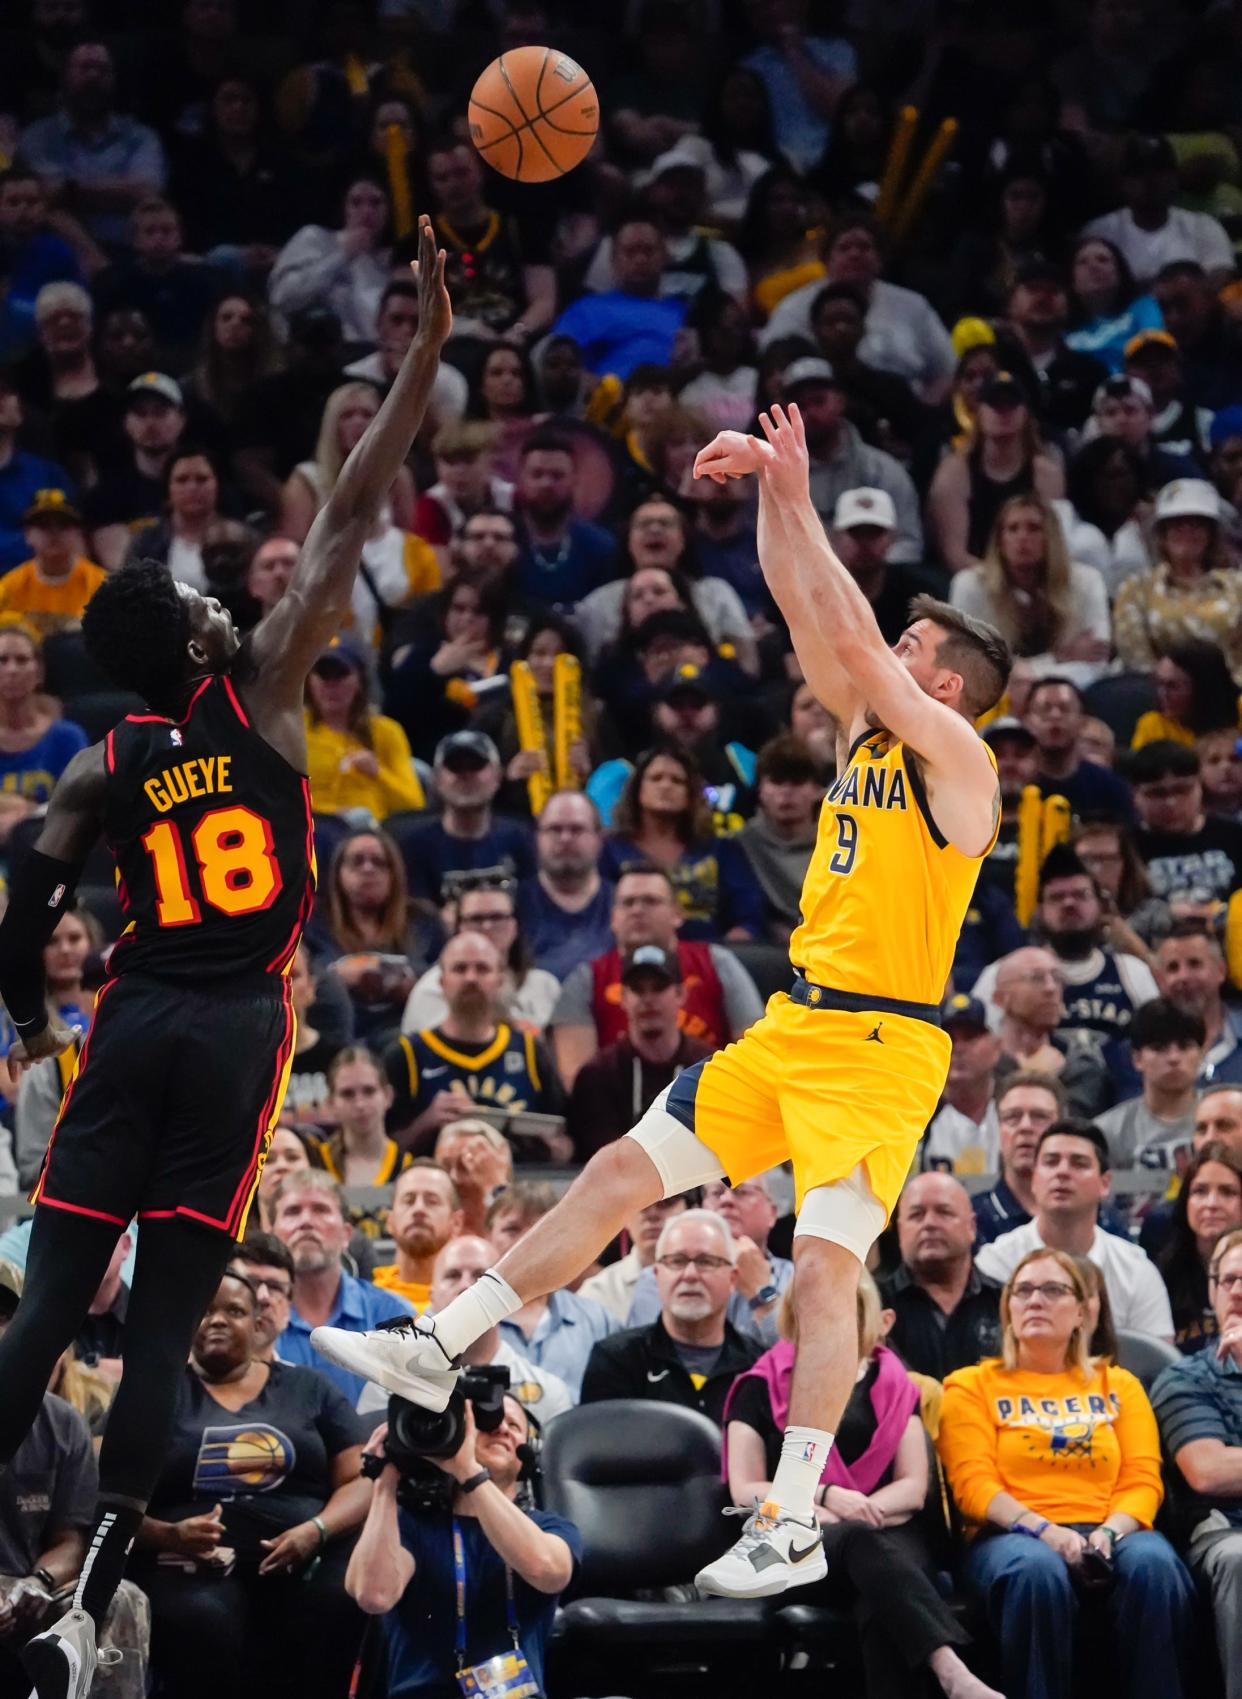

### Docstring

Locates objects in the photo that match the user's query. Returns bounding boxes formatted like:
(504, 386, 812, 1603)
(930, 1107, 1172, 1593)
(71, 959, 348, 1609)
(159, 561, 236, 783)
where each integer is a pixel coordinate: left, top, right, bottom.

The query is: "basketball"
(468, 45, 598, 184)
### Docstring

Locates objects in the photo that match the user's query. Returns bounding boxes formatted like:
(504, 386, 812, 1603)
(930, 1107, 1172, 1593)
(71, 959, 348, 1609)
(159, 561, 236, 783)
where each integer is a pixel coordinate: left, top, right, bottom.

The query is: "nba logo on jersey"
(170, 728, 183, 747)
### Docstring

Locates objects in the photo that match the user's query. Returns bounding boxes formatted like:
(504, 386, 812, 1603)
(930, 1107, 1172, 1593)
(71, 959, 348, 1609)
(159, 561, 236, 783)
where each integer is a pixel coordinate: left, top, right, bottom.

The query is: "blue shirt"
(0, 450, 75, 569)
(19, 111, 167, 248)
(385, 1507, 582, 1698)
(551, 291, 688, 380)
(516, 876, 615, 982)
(1152, 1347, 1242, 1528)
(513, 517, 618, 607)
(397, 818, 535, 907)
(0, 233, 83, 360)
(278, 1270, 414, 1405)
(0, 720, 88, 803)
(498, 1288, 619, 1399)
(743, 37, 858, 172)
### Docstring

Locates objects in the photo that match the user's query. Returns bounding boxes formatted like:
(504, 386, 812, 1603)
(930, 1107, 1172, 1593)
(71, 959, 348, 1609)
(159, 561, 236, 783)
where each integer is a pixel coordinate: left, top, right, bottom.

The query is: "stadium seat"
(1082, 671, 1158, 746)
(1115, 1330, 1181, 1390)
(541, 1401, 776, 1695)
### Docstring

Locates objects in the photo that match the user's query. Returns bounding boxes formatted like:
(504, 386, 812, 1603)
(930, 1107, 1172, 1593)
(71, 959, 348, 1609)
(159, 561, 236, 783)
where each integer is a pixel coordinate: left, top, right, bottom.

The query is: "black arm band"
(0, 850, 83, 1035)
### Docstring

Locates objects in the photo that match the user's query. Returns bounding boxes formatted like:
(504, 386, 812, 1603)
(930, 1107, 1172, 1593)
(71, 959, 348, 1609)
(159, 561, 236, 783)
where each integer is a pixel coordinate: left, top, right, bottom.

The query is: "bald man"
(878, 1173, 1002, 1379)
(384, 931, 565, 1153)
(989, 946, 1112, 1119)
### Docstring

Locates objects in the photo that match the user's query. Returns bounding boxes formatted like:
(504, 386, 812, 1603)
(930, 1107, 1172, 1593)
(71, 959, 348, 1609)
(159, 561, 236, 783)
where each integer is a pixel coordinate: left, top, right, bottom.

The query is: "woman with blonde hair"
(949, 495, 1110, 681)
(938, 1247, 1196, 1699)
(721, 1270, 1001, 1699)
(280, 381, 433, 639)
(283, 381, 417, 536)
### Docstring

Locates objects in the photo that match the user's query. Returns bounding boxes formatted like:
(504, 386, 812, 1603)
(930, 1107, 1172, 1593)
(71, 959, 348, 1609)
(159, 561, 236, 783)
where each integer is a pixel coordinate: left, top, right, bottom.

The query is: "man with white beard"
(579, 1210, 762, 1426)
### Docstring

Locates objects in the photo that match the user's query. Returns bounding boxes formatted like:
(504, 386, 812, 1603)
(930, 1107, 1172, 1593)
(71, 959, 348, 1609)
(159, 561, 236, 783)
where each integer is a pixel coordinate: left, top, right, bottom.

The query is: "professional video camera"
(361, 1365, 511, 1511)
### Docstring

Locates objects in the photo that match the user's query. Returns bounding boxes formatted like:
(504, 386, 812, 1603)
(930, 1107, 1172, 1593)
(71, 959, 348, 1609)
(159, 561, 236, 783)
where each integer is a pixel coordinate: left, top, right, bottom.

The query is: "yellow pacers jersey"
(790, 729, 998, 1005)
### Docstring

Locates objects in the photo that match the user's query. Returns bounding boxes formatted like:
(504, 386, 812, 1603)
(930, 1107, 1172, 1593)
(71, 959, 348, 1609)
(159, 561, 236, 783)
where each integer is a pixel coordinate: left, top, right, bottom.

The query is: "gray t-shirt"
(551, 946, 764, 1036)
(1097, 1096, 1197, 1172)
(672, 1341, 724, 1383)
(0, 1393, 97, 1576)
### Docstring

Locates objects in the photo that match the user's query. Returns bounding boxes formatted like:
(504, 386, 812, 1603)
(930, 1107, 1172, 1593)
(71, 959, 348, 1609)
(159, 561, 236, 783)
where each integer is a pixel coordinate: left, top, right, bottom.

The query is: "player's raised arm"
(0, 743, 108, 1064)
(241, 214, 452, 699)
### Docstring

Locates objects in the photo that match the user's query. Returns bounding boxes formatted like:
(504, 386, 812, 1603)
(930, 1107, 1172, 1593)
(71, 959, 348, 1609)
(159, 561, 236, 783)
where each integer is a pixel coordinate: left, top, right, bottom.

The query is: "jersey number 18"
(141, 805, 283, 926)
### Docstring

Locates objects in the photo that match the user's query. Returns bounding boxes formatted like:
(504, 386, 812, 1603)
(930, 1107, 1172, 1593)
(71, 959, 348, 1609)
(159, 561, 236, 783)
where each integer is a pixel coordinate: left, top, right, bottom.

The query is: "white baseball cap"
(832, 487, 897, 532)
(1154, 478, 1221, 523)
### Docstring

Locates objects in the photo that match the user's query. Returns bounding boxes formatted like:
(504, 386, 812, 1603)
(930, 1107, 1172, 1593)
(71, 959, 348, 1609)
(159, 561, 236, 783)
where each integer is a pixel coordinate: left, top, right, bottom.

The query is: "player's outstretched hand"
(8, 1016, 76, 1074)
(692, 430, 772, 484)
(411, 213, 452, 348)
(756, 404, 811, 498)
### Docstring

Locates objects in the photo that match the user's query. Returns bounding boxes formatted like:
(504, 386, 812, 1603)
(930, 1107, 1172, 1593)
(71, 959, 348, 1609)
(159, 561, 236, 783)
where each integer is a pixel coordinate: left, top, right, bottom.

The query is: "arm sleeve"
(1111, 579, 1157, 671)
(1106, 1371, 1164, 1526)
(936, 1369, 1008, 1524)
(550, 963, 594, 1028)
(269, 227, 347, 318)
(1126, 1259, 1176, 1340)
(578, 1338, 634, 1404)
(714, 839, 767, 939)
(0, 850, 84, 1033)
(371, 717, 427, 817)
(709, 946, 765, 1033)
(1150, 1362, 1226, 1456)
(47, 1405, 99, 1535)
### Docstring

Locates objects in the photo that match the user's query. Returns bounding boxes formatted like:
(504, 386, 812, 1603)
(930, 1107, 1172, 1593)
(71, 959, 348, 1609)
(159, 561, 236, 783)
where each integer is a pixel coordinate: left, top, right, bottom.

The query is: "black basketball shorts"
(30, 971, 296, 1239)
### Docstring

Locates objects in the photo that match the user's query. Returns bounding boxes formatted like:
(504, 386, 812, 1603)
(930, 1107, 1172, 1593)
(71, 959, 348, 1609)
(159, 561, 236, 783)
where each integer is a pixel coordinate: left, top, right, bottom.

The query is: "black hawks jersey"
(103, 675, 315, 982)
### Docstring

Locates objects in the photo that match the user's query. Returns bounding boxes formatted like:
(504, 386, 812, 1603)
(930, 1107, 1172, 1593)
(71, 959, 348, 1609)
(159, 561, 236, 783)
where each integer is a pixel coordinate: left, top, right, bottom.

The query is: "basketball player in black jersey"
(0, 217, 451, 1699)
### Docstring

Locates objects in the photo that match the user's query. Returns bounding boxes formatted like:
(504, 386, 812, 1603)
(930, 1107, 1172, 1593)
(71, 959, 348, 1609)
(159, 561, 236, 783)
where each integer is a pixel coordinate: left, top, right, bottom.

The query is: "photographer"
(347, 1397, 581, 1699)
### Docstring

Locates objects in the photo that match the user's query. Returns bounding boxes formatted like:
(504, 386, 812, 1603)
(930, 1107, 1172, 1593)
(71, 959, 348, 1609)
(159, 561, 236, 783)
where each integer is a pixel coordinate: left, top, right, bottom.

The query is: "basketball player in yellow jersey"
(313, 405, 1010, 1606)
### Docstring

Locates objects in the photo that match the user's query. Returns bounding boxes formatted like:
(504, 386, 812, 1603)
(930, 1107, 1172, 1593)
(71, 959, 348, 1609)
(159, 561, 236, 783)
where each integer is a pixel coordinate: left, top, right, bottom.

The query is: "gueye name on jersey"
(824, 762, 908, 812)
(143, 755, 234, 814)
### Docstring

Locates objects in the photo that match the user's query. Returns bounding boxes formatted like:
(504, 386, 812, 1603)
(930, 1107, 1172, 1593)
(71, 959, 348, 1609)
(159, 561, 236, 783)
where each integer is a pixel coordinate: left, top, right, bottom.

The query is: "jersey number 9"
(829, 812, 858, 876)
(141, 806, 283, 926)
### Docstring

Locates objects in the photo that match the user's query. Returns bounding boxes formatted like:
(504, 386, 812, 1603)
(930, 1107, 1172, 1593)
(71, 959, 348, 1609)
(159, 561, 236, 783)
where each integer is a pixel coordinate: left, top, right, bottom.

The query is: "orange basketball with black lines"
(468, 45, 598, 183)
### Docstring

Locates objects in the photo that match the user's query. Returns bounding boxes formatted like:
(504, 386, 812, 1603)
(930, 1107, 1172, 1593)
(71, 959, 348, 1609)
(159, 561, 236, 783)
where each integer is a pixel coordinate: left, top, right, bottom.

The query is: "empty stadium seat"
(541, 1401, 775, 1695)
(1116, 1330, 1181, 1390)
(1083, 671, 1158, 745)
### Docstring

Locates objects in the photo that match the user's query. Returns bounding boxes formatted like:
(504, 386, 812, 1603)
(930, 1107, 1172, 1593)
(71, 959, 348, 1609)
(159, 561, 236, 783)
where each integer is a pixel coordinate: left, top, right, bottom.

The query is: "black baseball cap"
(979, 372, 1028, 409)
(660, 663, 712, 705)
(940, 992, 989, 1033)
(621, 944, 682, 987)
(982, 715, 1036, 748)
(434, 730, 500, 769)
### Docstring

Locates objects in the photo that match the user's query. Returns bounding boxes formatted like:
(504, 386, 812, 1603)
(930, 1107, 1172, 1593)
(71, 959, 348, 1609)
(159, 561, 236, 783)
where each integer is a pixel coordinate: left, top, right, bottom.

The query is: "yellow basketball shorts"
(664, 990, 950, 1219)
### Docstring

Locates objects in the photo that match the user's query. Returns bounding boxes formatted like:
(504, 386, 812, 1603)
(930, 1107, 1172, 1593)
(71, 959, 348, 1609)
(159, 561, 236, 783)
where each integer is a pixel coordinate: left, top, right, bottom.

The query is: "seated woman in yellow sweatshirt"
(938, 1248, 1196, 1699)
(304, 633, 425, 822)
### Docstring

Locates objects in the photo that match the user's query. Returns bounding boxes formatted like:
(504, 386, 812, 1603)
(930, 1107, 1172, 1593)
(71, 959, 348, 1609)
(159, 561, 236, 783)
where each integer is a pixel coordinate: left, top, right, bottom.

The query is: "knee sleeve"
(794, 1164, 887, 1263)
(626, 1086, 727, 1198)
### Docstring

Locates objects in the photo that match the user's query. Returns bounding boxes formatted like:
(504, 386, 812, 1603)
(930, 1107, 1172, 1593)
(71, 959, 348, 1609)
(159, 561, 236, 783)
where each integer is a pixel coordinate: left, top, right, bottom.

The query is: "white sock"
(430, 1270, 522, 1358)
(769, 1425, 835, 1522)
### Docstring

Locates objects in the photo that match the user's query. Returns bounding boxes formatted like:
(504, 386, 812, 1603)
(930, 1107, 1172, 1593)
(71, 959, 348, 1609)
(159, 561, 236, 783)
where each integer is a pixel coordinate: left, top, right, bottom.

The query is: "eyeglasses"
(1210, 1271, 1242, 1292)
(1010, 1281, 1077, 1303)
(249, 1276, 293, 1301)
(657, 1253, 732, 1273)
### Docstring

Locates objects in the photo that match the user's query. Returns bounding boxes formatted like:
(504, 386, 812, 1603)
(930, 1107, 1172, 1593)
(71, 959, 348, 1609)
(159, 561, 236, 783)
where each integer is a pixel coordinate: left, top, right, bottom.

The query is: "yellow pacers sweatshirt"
(304, 712, 426, 819)
(937, 1358, 1163, 1530)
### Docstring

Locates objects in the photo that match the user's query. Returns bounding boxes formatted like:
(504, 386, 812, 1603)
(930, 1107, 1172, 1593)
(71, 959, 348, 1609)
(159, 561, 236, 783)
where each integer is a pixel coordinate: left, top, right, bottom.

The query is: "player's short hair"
(906, 593, 1010, 718)
(81, 558, 192, 711)
(232, 1231, 295, 1280)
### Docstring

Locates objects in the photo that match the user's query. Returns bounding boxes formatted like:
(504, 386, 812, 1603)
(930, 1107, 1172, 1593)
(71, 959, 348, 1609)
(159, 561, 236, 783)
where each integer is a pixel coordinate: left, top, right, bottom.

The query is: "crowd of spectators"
(11, 0, 1242, 1693)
